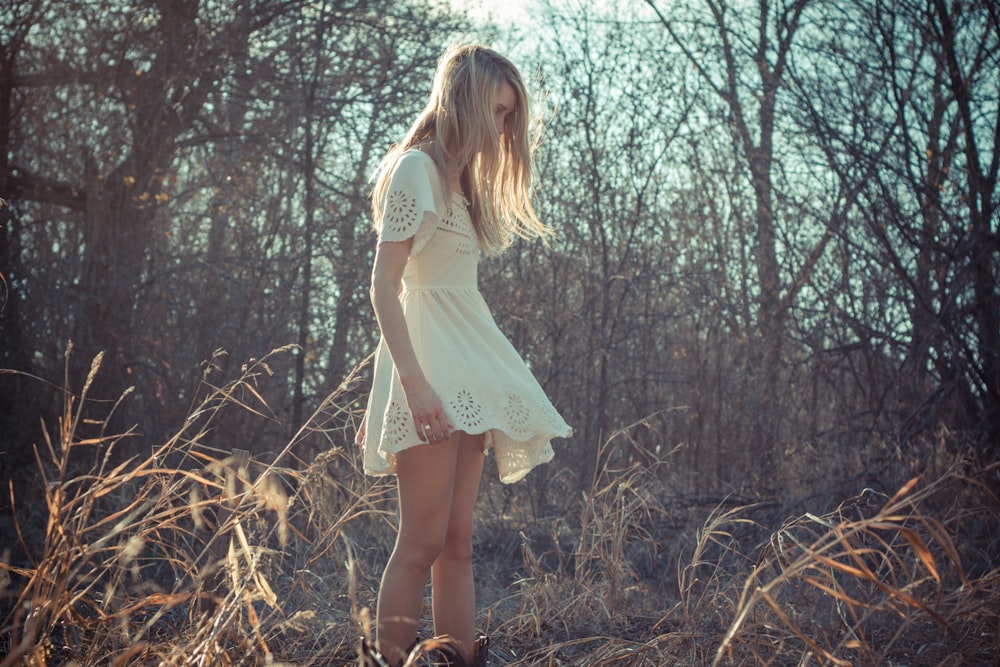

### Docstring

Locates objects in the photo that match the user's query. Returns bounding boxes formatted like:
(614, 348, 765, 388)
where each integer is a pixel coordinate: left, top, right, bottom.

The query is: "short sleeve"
(377, 152, 442, 254)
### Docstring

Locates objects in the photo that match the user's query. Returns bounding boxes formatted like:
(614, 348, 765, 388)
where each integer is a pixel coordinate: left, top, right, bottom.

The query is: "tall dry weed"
(484, 423, 998, 667)
(710, 470, 996, 666)
(0, 345, 378, 665)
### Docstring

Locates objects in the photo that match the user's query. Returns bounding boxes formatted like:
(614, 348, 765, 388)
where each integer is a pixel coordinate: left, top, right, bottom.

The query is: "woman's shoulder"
(377, 147, 448, 215)
(388, 148, 445, 194)
(390, 147, 435, 170)
(386, 148, 437, 179)
(399, 147, 434, 162)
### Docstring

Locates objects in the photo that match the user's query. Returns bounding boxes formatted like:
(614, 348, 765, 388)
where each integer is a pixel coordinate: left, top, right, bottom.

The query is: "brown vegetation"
(1, 348, 996, 665)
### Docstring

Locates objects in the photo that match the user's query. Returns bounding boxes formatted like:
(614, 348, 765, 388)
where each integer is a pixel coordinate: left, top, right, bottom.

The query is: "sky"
(443, 0, 648, 29)
(449, 0, 539, 27)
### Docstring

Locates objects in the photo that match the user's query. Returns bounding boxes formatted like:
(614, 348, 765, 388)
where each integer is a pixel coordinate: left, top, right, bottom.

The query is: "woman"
(357, 44, 572, 667)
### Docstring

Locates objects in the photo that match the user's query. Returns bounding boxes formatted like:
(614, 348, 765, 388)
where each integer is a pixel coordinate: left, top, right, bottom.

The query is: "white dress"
(361, 149, 572, 484)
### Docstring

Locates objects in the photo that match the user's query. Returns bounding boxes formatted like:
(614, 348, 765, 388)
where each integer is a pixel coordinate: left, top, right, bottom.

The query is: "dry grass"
(2, 348, 998, 666)
(0, 345, 382, 665)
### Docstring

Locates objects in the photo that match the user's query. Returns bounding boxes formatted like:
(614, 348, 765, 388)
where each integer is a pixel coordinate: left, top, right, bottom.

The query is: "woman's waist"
(401, 283, 480, 294)
(402, 256, 477, 285)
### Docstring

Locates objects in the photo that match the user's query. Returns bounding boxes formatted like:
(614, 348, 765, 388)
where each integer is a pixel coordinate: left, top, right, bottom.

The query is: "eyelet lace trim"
(440, 204, 479, 256)
(384, 188, 418, 235)
(382, 399, 410, 446)
(382, 191, 479, 256)
(376, 383, 570, 452)
(450, 388, 484, 428)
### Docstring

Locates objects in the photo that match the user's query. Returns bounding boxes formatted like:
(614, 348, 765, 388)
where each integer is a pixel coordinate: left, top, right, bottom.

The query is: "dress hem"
(362, 426, 570, 484)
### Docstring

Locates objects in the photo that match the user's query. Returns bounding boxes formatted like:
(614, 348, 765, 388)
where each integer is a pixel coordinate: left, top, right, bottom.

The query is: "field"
(1, 349, 997, 667)
(4, 1, 999, 664)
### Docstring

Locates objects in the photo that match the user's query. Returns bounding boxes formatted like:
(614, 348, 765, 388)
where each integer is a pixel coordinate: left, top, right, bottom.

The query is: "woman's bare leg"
(375, 434, 462, 666)
(431, 432, 485, 664)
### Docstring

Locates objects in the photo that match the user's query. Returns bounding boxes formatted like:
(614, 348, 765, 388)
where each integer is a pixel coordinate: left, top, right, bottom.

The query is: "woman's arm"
(370, 240, 453, 443)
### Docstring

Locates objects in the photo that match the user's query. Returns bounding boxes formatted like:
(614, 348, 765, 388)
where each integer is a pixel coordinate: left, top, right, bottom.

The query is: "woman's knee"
(440, 527, 474, 564)
(395, 529, 448, 570)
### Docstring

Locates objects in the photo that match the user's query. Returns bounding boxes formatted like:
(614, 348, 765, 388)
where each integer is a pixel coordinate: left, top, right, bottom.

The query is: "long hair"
(371, 44, 551, 254)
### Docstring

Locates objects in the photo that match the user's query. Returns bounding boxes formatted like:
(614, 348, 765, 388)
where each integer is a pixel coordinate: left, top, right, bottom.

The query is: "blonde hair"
(372, 44, 551, 254)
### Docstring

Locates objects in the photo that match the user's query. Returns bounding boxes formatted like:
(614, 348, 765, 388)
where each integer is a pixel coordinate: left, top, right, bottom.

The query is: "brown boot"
(471, 633, 489, 667)
(357, 637, 391, 667)
(357, 636, 421, 667)
(431, 633, 489, 667)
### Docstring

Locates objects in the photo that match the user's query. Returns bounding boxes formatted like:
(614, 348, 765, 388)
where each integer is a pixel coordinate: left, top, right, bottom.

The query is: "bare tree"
(1, 0, 469, 454)
(482, 4, 696, 504)
(929, 0, 1000, 437)
(884, 0, 999, 439)
(641, 0, 916, 481)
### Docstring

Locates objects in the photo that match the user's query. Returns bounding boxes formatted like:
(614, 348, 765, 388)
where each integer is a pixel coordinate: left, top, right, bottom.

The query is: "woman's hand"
(401, 374, 452, 443)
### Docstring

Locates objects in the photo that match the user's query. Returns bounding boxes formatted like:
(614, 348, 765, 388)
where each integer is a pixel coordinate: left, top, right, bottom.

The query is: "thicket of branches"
(4, 0, 998, 484)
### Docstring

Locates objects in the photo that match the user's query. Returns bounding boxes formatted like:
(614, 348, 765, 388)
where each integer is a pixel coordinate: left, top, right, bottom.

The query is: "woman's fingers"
(413, 409, 452, 443)
(413, 413, 430, 442)
(414, 415, 443, 442)
(403, 375, 452, 443)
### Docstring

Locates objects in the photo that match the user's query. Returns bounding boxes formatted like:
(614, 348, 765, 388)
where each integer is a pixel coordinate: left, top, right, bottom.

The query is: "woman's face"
(494, 80, 516, 137)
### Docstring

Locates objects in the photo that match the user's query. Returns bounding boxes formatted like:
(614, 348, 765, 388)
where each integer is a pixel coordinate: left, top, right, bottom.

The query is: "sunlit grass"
(1, 348, 997, 665)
